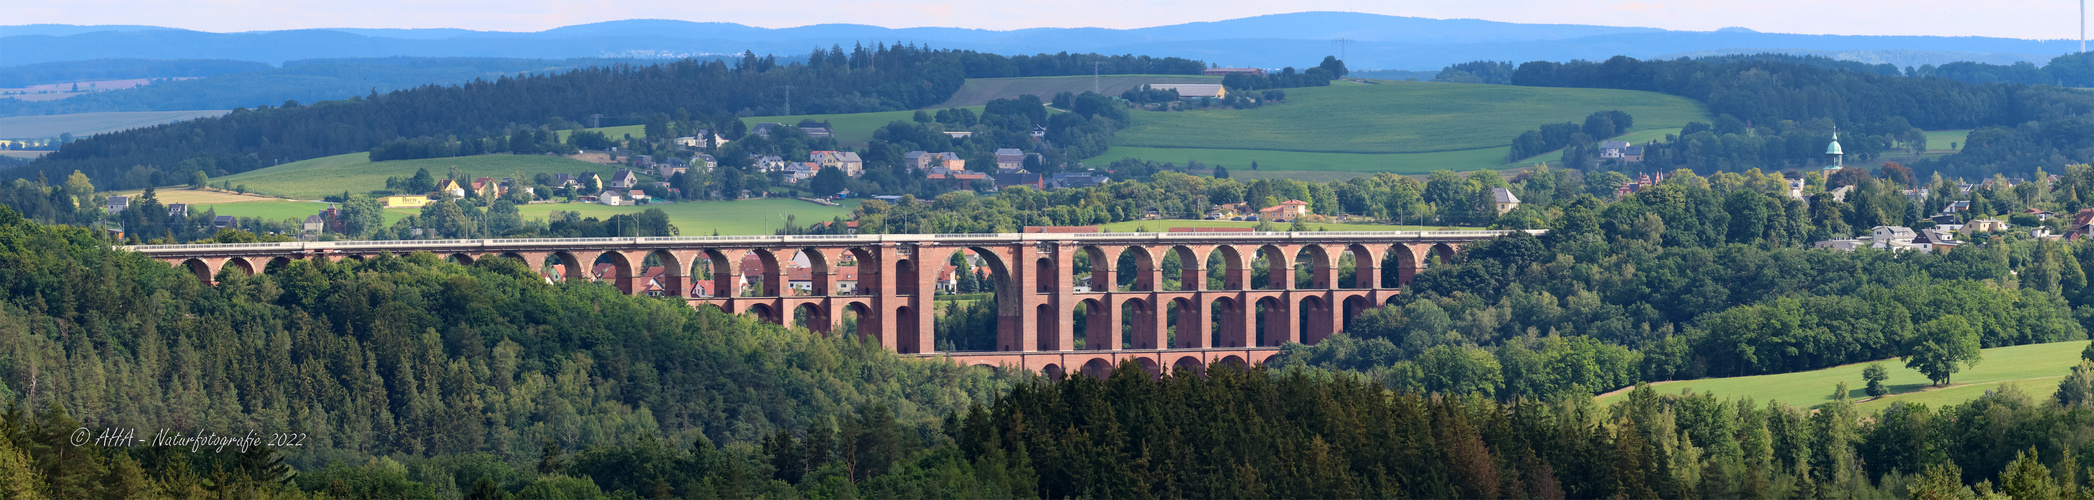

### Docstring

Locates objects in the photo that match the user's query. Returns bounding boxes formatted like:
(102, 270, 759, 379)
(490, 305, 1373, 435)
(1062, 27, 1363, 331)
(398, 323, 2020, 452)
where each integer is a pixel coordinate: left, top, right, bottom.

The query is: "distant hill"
(1, 12, 2077, 70)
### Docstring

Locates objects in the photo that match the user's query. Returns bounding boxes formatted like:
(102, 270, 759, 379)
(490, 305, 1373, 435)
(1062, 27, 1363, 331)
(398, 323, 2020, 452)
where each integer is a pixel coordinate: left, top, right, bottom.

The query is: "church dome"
(1826, 132, 1844, 156)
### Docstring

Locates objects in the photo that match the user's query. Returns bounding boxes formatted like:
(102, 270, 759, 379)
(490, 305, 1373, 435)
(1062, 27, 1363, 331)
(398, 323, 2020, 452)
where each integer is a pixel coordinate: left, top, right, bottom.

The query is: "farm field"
(103, 188, 285, 204)
(1095, 219, 1483, 232)
(932, 74, 1220, 108)
(1926, 129, 1971, 151)
(512, 198, 862, 236)
(1097, 145, 1512, 175)
(0, 110, 228, 139)
(558, 124, 646, 142)
(1596, 340, 2090, 414)
(737, 107, 982, 146)
(1108, 81, 1710, 174)
(219, 152, 611, 199)
(1114, 81, 1710, 155)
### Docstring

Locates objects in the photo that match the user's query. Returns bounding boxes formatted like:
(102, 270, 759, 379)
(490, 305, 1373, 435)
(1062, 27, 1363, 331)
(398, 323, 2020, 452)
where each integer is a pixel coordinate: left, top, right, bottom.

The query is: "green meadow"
(219, 152, 613, 199)
(513, 198, 862, 236)
(1597, 340, 2091, 414)
(1095, 219, 1482, 232)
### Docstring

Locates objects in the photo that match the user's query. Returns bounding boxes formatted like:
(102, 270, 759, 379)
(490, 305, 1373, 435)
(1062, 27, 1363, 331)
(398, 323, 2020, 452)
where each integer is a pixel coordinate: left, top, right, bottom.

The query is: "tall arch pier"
(131, 230, 1537, 376)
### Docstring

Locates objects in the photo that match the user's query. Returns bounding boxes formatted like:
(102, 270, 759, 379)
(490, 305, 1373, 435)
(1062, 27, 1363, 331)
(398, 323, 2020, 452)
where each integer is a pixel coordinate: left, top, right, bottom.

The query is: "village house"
(1492, 188, 1521, 215)
(434, 179, 467, 198)
(1967, 219, 2008, 233)
(598, 191, 626, 206)
(783, 162, 819, 181)
(1208, 203, 1251, 220)
(212, 216, 237, 229)
(106, 196, 128, 213)
(942, 131, 973, 139)
(673, 131, 729, 148)
(1259, 199, 1311, 222)
(799, 125, 833, 139)
(752, 155, 787, 172)
(608, 169, 639, 189)
(691, 153, 717, 170)
(470, 177, 504, 198)
(786, 266, 862, 295)
(166, 203, 188, 218)
(657, 163, 688, 179)
(302, 215, 326, 234)
(904, 151, 965, 171)
(811, 150, 864, 176)
(750, 122, 785, 138)
(995, 148, 1026, 171)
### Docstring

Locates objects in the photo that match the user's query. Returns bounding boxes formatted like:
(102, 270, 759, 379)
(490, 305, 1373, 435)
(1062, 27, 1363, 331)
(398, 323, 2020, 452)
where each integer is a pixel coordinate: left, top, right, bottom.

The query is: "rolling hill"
(1596, 340, 2091, 414)
(0, 109, 227, 139)
(3, 12, 2076, 70)
(217, 152, 611, 199)
(1101, 80, 1711, 174)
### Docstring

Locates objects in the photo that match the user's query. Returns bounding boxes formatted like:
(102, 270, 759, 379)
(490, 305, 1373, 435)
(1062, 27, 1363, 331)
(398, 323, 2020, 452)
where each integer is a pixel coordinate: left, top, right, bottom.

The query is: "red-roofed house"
(1258, 199, 1310, 222)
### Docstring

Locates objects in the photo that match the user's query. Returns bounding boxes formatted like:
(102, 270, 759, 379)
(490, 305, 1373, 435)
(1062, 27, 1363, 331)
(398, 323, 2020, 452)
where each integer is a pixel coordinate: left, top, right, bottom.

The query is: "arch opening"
(1298, 296, 1332, 344)
(1169, 298, 1202, 349)
(181, 259, 212, 283)
(1171, 356, 1206, 378)
(1204, 246, 1246, 290)
(1112, 246, 1154, 292)
(793, 303, 829, 334)
(1255, 297, 1289, 347)
(1081, 358, 1114, 379)
(1293, 245, 1330, 290)
(1120, 297, 1158, 349)
(1252, 245, 1288, 290)
(1210, 297, 1246, 348)
(1165, 246, 1201, 291)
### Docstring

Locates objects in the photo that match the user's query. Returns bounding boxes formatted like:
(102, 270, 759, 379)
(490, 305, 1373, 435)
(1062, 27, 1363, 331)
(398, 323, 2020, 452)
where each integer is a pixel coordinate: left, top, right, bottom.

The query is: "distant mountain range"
(1, 12, 2083, 70)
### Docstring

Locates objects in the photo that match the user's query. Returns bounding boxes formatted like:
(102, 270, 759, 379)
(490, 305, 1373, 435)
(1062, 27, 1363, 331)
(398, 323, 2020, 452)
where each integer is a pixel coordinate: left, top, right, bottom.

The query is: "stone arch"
(1343, 295, 1374, 334)
(1255, 296, 1289, 346)
(1218, 355, 1248, 369)
(742, 249, 784, 297)
(1041, 363, 1066, 380)
(1343, 244, 1377, 288)
(1171, 356, 1206, 378)
(1035, 257, 1057, 293)
(1429, 243, 1457, 265)
(546, 251, 585, 281)
(787, 247, 832, 296)
(1165, 245, 1204, 291)
(591, 251, 638, 294)
(264, 256, 295, 274)
(1209, 296, 1247, 348)
(744, 303, 780, 325)
(894, 258, 919, 296)
(1135, 357, 1162, 379)
(844, 302, 875, 340)
(839, 247, 878, 296)
(1169, 297, 1202, 349)
(1112, 246, 1157, 292)
(180, 258, 212, 283)
(1293, 245, 1330, 289)
(447, 253, 475, 266)
(793, 303, 828, 334)
(894, 305, 921, 353)
(1381, 244, 1419, 287)
(1073, 245, 1112, 292)
(221, 257, 256, 277)
(1035, 303, 1059, 350)
(698, 249, 736, 297)
(1120, 296, 1159, 349)
(1253, 244, 1290, 290)
(1298, 295, 1332, 344)
(638, 249, 687, 296)
(1081, 357, 1114, 379)
(1076, 298, 1109, 350)
(1204, 245, 1247, 290)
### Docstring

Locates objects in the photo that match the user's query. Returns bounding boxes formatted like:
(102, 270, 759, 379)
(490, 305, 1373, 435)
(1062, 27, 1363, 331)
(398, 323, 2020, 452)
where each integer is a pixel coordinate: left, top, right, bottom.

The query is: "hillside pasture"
(737, 107, 982, 146)
(219, 152, 613, 199)
(1096, 145, 1512, 176)
(932, 75, 1221, 108)
(513, 198, 861, 236)
(1596, 340, 2090, 414)
(1115, 81, 1709, 155)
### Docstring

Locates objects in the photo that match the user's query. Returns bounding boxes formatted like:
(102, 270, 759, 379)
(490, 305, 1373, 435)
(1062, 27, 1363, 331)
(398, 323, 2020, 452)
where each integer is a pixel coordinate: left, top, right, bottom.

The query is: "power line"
(1335, 38, 1353, 64)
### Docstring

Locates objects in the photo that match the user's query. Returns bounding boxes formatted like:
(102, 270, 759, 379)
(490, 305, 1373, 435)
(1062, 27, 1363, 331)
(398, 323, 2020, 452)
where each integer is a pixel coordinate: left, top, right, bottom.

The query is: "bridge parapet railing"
(125, 229, 1544, 253)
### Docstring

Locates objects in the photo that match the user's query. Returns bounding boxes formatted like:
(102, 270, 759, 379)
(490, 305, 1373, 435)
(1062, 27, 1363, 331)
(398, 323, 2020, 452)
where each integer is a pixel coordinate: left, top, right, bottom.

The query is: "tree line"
(12, 46, 1206, 192)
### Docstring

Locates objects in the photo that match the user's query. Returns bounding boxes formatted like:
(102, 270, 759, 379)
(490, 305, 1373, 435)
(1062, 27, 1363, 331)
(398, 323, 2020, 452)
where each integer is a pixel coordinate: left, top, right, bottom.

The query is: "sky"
(12, 0, 2086, 40)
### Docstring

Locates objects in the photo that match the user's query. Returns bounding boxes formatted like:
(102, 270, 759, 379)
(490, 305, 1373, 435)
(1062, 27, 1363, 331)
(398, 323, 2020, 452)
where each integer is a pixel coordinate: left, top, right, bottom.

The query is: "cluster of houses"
(1206, 199, 1314, 222)
(104, 196, 237, 231)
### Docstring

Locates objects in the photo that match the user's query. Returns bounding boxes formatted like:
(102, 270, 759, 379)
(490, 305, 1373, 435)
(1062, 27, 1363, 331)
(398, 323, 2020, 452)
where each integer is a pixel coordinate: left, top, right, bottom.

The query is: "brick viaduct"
(129, 230, 1535, 378)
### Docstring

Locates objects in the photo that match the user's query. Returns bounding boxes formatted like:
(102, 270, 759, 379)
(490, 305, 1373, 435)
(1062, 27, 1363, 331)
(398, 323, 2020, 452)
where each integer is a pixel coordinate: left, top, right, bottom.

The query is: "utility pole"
(588, 113, 605, 128)
(780, 85, 796, 116)
(1093, 61, 1100, 95)
(1335, 37, 1353, 63)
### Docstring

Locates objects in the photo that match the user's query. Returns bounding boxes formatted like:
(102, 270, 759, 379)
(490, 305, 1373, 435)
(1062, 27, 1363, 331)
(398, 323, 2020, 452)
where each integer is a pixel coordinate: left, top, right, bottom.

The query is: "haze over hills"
(2, 11, 2082, 70)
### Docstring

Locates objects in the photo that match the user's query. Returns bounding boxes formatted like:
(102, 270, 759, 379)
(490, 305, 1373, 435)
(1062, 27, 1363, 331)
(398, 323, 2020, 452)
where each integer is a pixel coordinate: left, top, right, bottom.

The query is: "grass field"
(1597, 340, 2090, 414)
(1096, 219, 1483, 232)
(557, 125, 646, 142)
(0, 110, 228, 139)
(1106, 81, 1710, 175)
(1098, 145, 1513, 175)
(932, 75, 1221, 108)
(513, 198, 862, 236)
(1926, 129, 1971, 151)
(736, 107, 983, 145)
(104, 188, 287, 205)
(219, 152, 612, 199)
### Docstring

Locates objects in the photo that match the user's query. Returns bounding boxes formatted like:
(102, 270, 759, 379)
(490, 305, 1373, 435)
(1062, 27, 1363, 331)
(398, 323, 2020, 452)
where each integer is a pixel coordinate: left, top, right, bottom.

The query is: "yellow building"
(382, 195, 434, 208)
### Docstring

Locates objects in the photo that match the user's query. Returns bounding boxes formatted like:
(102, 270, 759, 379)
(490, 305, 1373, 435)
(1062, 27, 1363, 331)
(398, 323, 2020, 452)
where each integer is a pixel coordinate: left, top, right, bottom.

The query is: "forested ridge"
(9, 48, 1203, 191)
